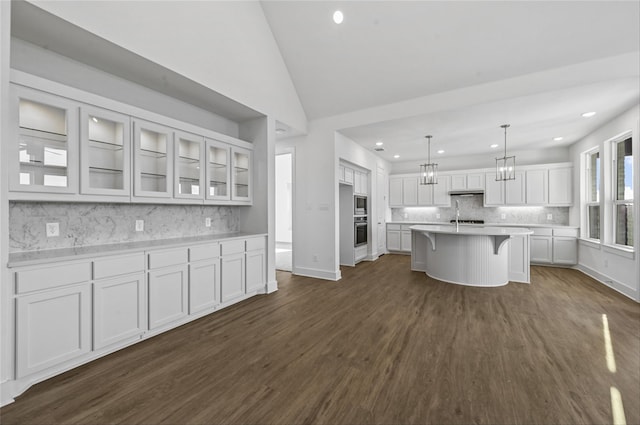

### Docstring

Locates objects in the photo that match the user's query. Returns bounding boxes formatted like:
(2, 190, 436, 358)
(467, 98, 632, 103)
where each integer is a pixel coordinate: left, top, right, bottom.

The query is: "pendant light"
(420, 135, 438, 185)
(495, 124, 515, 181)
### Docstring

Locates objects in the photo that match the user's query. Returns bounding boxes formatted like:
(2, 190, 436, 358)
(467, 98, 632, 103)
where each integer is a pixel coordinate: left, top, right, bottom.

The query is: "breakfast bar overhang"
(410, 225, 534, 287)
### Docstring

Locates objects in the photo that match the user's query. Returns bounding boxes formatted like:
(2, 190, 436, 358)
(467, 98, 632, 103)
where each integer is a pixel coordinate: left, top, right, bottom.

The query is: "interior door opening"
(275, 152, 293, 271)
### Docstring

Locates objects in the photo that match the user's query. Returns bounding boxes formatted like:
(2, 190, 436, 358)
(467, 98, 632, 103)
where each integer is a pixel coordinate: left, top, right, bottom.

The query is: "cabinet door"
(189, 260, 220, 314)
(94, 272, 146, 349)
(80, 106, 131, 197)
(11, 85, 79, 194)
(530, 236, 553, 264)
(353, 171, 362, 194)
(402, 177, 418, 206)
(339, 165, 345, 183)
(451, 174, 467, 191)
(16, 284, 91, 378)
(433, 175, 451, 206)
(358, 172, 368, 195)
(246, 249, 266, 293)
(387, 230, 401, 251)
(221, 253, 245, 303)
(344, 168, 354, 185)
(505, 171, 525, 205)
(205, 139, 231, 201)
(401, 231, 412, 252)
(548, 167, 573, 205)
(553, 237, 577, 265)
(148, 265, 188, 330)
(389, 178, 403, 206)
(174, 131, 205, 200)
(231, 147, 252, 202)
(417, 181, 433, 206)
(526, 169, 548, 205)
(508, 235, 530, 283)
(133, 119, 173, 198)
(484, 173, 504, 206)
(467, 173, 484, 190)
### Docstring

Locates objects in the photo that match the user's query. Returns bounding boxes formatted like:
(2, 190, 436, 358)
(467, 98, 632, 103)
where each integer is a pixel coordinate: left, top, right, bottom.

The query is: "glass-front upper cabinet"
(11, 85, 79, 194)
(231, 146, 252, 203)
(80, 106, 130, 197)
(174, 131, 204, 200)
(205, 139, 230, 201)
(133, 118, 173, 198)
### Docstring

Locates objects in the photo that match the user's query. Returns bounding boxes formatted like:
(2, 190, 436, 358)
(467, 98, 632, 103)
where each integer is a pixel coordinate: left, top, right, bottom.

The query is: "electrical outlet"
(135, 220, 144, 232)
(46, 222, 59, 237)
(205, 217, 212, 227)
(500, 213, 506, 220)
(547, 213, 553, 220)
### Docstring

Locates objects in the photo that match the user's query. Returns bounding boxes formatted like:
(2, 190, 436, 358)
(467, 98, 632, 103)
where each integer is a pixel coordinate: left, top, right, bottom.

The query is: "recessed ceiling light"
(333, 10, 344, 24)
(92, 117, 98, 123)
(393, 154, 400, 159)
(375, 141, 383, 146)
(490, 144, 499, 148)
(437, 150, 445, 154)
(553, 137, 563, 141)
(582, 111, 596, 118)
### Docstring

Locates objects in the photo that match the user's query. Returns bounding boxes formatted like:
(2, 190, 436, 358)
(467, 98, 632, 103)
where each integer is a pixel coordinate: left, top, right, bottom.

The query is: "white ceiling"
(261, 1, 640, 162)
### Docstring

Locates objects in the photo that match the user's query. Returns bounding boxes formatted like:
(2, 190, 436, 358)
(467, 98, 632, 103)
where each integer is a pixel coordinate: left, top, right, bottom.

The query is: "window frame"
(611, 135, 634, 249)
(585, 148, 601, 241)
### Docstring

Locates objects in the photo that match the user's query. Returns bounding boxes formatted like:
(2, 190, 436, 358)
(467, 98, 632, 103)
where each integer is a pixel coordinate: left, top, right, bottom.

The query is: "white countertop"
(410, 224, 534, 236)
(389, 221, 576, 229)
(8, 232, 267, 268)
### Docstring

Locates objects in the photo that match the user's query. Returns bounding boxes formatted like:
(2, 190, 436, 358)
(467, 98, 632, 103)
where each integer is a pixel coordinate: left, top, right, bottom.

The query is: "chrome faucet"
(455, 199, 460, 231)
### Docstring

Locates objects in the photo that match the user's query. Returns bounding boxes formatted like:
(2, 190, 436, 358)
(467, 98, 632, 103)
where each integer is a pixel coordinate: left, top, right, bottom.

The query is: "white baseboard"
(293, 266, 342, 281)
(575, 264, 639, 302)
(266, 280, 278, 293)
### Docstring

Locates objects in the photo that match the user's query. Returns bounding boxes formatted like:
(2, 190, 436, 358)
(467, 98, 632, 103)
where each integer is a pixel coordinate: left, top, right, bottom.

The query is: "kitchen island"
(410, 224, 533, 287)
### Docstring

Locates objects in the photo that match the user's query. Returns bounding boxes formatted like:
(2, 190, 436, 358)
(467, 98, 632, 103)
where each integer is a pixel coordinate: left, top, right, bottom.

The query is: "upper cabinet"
(206, 139, 231, 201)
(484, 165, 572, 207)
(417, 175, 451, 207)
(231, 147, 252, 203)
(174, 131, 205, 201)
(10, 85, 79, 195)
(80, 105, 131, 198)
(451, 172, 484, 191)
(133, 119, 173, 199)
(548, 167, 572, 205)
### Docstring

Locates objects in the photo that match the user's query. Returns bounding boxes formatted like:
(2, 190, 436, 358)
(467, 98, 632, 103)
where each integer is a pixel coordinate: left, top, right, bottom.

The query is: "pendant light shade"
(495, 124, 515, 181)
(420, 135, 438, 185)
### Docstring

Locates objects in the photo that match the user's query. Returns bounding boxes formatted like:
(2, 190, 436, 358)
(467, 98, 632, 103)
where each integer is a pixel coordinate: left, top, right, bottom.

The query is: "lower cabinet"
(221, 253, 245, 302)
(148, 263, 189, 330)
(94, 272, 146, 349)
(246, 238, 266, 293)
(189, 260, 220, 314)
(387, 224, 412, 252)
(16, 283, 92, 378)
(530, 227, 578, 265)
(508, 235, 530, 283)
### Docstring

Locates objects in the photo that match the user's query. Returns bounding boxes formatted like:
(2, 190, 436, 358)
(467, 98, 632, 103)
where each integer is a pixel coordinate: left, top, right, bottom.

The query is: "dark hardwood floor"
(2, 254, 639, 424)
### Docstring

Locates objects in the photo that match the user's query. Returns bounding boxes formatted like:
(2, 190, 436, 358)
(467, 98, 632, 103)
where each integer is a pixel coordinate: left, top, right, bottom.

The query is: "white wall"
(275, 153, 292, 243)
(569, 105, 639, 301)
(29, 0, 307, 134)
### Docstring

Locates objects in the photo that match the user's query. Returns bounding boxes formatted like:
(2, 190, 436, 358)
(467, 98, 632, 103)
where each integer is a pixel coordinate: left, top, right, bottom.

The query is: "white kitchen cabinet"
(80, 105, 131, 198)
(529, 227, 577, 266)
(548, 167, 573, 205)
(189, 260, 220, 314)
(93, 272, 146, 349)
(508, 235, 530, 283)
(389, 177, 403, 206)
(174, 130, 205, 200)
(505, 171, 526, 205)
(451, 172, 484, 191)
(133, 118, 173, 199)
(387, 224, 402, 251)
(339, 165, 346, 183)
(525, 169, 548, 205)
(344, 167, 354, 185)
(148, 248, 189, 329)
(402, 177, 418, 206)
(530, 227, 553, 264)
(10, 85, 79, 196)
(16, 282, 92, 378)
(205, 139, 231, 201)
(553, 237, 578, 265)
(418, 175, 451, 206)
(246, 237, 266, 293)
(484, 173, 504, 206)
(221, 240, 246, 302)
(231, 146, 252, 203)
(401, 229, 412, 251)
(354, 171, 368, 195)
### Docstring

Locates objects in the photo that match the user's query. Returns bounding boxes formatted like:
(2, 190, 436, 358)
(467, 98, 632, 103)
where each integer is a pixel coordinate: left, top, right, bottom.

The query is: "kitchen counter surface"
(388, 221, 577, 228)
(8, 232, 267, 268)
(410, 224, 534, 236)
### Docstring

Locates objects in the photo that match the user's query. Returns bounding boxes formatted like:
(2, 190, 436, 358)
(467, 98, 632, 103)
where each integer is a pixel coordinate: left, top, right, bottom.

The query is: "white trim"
(578, 238, 601, 250)
(275, 148, 295, 274)
(266, 279, 278, 294)
(574, 264, 638, 302)
(602, 243, 635, 259)
(293, 266, 342, 281)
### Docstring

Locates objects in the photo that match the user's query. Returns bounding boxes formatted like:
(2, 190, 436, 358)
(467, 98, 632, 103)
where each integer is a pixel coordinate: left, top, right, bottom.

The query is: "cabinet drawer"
(246, 237, 265, 252)
(531, 228, 553, 236)
(553, 227, 578, 237)
(93, 253, 145, 279)
(387, 224, 401, 231)
(221, 239, 245, 256)
(190, 243, 220, 262)
(401, 225, 413, 231)
(148, 248, 188, 269)
(16, 262, 91, 294)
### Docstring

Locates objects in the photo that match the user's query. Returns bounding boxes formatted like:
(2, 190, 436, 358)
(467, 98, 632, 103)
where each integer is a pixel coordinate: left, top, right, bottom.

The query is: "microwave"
(354, 195, 367, 215)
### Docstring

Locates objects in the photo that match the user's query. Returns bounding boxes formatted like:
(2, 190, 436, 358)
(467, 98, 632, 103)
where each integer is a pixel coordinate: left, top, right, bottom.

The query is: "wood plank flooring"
(2, 254, 639, 424)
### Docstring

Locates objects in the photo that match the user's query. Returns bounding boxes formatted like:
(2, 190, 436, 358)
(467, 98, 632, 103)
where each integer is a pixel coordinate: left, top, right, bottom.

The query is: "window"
(613, 137, 633, 247)
(586, 149, 600, 240)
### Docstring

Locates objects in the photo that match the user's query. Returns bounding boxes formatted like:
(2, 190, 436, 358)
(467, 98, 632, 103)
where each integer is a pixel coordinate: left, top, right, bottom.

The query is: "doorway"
(275, 151, 293, 271)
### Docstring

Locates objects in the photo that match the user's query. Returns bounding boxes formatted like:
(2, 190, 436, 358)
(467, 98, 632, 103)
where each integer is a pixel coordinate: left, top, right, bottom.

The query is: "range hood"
(448, 190, 485, 196)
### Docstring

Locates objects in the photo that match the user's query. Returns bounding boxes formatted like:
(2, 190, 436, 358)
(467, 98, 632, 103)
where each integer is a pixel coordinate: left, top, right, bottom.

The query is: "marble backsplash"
(9, 202, 240, 252)
(391, 194, 570, 225)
